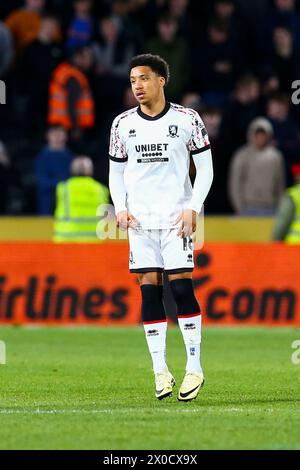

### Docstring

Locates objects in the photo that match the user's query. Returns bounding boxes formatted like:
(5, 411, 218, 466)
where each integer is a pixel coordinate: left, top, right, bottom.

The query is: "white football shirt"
(109, 101, 210, 229)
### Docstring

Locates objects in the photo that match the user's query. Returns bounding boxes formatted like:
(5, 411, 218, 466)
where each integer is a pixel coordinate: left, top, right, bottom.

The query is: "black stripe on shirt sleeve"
(109, 154, 128, 162)
(190, 144, 211, 156)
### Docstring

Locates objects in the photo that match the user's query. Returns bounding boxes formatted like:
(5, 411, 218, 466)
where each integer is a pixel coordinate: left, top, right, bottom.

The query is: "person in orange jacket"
(48, 45, 95, 143)
(5, 0, 45, 56)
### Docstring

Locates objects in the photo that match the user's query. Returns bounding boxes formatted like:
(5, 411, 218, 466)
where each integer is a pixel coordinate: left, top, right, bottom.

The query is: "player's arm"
(109, 162, 138, 230)
(189, 147, 214, 214)
(177, 112, 213, 238)
(108, 117, 137, 230)
(109, 160, 128, 229)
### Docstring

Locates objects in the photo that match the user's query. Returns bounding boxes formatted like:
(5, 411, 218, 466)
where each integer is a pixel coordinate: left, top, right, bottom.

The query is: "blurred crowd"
(1, 0, 300, 215)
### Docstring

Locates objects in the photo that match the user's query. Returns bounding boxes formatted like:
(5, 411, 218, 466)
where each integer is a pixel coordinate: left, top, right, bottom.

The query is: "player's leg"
(168, 272, 203, 370)
(128, 228, 174, 399)
(137, 271, 175, 399)
(138, 271, 167, 379)
(168, 272, 204, 401)
(162, 230, 204, 401)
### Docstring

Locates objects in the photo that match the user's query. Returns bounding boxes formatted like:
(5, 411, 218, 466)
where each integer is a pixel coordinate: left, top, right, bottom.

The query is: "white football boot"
(154, 369, 175, 400)
(177, 371, 205, 402)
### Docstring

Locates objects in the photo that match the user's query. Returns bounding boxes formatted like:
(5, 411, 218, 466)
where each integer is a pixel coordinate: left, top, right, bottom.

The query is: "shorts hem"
(164, 268, 194, 274)
(129, 267, 164, 273)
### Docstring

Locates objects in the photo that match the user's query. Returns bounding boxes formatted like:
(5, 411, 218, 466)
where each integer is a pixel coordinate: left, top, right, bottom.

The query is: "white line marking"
(0, 409, 113, 415)
(0, 408, 200, 415)
(0, 407, 289, 415)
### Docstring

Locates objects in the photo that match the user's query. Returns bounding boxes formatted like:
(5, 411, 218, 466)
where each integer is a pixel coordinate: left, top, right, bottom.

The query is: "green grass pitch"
(0, 325, 299, 450)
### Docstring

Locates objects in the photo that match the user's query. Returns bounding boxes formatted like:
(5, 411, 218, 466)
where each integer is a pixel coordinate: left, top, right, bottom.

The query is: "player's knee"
(141, 284, 166, 323)
(137, 272, 162, 286)
(170, 279, 200, 316)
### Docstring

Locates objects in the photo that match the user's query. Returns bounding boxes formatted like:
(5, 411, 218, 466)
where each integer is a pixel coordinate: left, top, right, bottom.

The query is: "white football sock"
(143, 320, 168, 374)
(177, 314, 202, 374)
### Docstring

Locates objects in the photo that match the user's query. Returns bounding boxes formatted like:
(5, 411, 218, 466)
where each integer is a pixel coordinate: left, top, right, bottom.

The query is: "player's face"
(130, 66, 164, 105)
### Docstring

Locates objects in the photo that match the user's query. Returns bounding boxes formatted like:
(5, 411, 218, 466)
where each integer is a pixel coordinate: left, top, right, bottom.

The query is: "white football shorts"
(128, 227, 194, 274)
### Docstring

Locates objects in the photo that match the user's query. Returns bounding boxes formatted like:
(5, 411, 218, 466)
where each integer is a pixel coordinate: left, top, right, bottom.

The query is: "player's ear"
(159, 76, 166, 88)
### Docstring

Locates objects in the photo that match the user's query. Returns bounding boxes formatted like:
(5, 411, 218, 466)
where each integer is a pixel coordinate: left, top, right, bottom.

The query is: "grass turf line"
(0, 326, 299, 450)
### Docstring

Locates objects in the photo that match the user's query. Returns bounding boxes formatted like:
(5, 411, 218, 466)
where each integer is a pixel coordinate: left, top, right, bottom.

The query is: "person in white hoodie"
(228, 117, 285, 215)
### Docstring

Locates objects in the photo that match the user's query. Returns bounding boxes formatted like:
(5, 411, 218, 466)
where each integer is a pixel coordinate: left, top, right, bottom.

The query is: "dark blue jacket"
(35, 146, 74, 215)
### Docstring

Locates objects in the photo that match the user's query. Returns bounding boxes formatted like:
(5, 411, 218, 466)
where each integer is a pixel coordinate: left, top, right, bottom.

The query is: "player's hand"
(116, 211, 128, 230)
(116, 211, 138, 231)
(176, 209, 197, 238)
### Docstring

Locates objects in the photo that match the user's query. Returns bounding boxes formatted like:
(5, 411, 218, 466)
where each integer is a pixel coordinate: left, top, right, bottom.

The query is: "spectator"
(93, 16, 135, 79)
(212, 0, 240, 38)
(212, 0, 250, 66)
(213, 0, 236, 21)
(35, 125, 74, 215)
(168, 0, 192, 38)
(192, 19, 239, 106)
(53, 156, 109, 242)
(266, 93, 300, 184)
(261, 72, 280, 99)
(260, 0, 300, 55)
(272, 163, 300, 243)
(110, 0, 143, 50)
(220, 75, 261, 157)
(20, 14, 63, 136)
(145, 14, 189, 101)
(0, 21, 14, 77)
(128, 0, 168, 39)
(201, 106, 230, 213)
(66, 0, 94, 52)
(228, 117, 285, 215)
(91, 11, 140, 121)
(5, 0, 45, 57)
(261, 27, 300, 93)
(48, 45, 95, 144)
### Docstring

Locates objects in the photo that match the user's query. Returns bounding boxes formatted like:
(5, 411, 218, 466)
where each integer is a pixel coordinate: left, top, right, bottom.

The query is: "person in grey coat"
(228, 117, 285, 215)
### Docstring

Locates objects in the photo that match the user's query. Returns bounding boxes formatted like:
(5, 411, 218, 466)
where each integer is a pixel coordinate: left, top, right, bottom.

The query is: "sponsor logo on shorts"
(190, 347, 196, 356)
(187, 254, 193, 262)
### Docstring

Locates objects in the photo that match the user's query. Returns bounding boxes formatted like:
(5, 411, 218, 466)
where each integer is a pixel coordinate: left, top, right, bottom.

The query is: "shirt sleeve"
(187, 110, 210, 156)
(109, 117, 128, 162)
(188, 147, 214, 214)
(109, 160, 127, 214)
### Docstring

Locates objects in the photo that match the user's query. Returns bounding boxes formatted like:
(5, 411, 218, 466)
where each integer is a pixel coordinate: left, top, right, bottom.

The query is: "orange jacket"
(48, 62, 95, 130)
(5, 10, 41, 54)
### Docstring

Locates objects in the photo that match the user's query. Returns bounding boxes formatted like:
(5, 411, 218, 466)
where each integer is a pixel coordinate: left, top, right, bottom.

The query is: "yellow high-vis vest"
(53, 176, 109, 242)
(285, 184, 300, 244)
